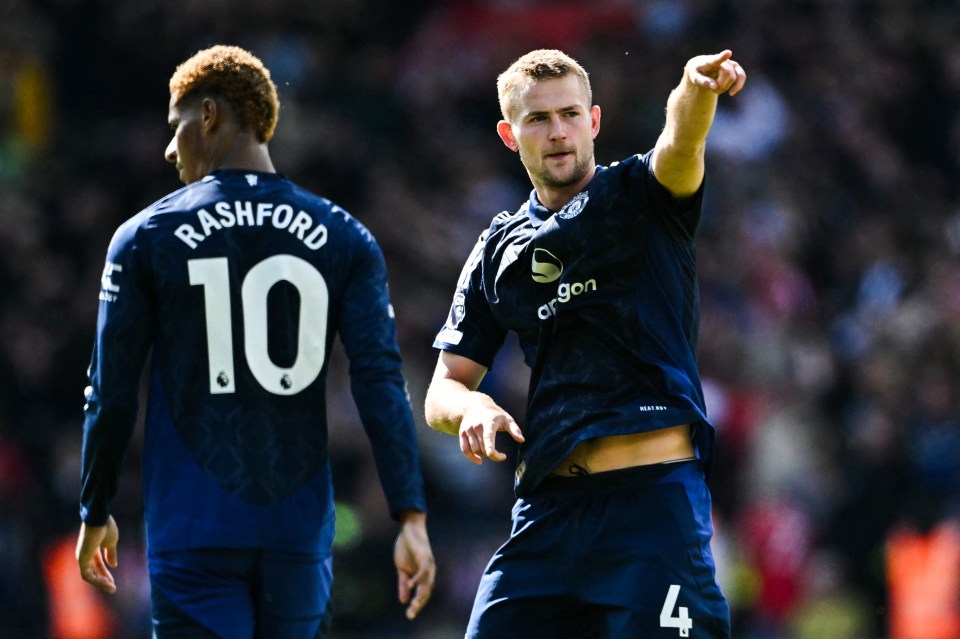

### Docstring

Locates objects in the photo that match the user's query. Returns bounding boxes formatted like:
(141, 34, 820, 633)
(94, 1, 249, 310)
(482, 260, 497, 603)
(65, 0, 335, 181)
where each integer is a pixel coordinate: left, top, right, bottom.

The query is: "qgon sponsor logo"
(531, 248, 563, 283)
(537, 278, 597, 319)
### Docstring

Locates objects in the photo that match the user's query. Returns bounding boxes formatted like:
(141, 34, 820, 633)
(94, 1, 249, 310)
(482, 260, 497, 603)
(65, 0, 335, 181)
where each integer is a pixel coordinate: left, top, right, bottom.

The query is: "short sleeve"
(433, 230, 507, 369)
(626, 150, 705, 241)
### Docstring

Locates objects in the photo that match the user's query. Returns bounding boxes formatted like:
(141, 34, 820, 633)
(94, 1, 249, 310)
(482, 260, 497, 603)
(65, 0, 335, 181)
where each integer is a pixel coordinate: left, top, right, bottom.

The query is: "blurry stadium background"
(2, 1, 960, 637)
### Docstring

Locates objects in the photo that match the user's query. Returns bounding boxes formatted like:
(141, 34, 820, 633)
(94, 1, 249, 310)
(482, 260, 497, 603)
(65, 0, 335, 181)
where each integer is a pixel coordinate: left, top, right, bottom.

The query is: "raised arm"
(424, 351, 524, 464)
(652, 49, 746, 198)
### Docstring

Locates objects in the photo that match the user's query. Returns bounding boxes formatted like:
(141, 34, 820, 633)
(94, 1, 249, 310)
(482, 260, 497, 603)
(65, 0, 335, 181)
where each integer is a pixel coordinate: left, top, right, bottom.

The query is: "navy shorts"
(466, 460, 730, 639)
(148, 548, 333, 639)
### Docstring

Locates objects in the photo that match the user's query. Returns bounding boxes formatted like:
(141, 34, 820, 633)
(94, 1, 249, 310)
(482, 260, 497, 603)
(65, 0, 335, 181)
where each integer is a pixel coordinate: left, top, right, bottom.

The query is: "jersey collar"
(523, 165, 603, 228)
(524, 190, 555, 228)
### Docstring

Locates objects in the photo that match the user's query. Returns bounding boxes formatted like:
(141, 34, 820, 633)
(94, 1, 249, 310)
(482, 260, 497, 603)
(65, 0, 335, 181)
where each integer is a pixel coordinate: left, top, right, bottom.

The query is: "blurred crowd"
(2, 0, 960, 637)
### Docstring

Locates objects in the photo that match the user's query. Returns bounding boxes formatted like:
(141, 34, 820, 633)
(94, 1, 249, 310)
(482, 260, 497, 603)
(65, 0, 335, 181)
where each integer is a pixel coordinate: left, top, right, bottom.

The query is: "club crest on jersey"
(531, 248, 563, 284)
(557, 191, 588, 220)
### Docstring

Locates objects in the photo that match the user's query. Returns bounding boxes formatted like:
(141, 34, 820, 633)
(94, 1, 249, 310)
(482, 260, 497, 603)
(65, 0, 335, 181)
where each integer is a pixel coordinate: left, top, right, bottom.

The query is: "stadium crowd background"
(2, 0, 960, 637)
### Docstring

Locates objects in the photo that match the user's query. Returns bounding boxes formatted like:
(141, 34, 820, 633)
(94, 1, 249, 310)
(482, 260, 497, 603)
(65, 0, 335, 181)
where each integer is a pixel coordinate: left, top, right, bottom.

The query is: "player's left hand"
(76, 515, 120, 593)
(394, 511, 435, 620)
(686, 50, 746, 96)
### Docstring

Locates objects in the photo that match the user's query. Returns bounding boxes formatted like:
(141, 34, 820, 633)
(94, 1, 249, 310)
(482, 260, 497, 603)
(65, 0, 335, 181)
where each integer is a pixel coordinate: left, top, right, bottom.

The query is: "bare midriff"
(551, 424, 695, 476)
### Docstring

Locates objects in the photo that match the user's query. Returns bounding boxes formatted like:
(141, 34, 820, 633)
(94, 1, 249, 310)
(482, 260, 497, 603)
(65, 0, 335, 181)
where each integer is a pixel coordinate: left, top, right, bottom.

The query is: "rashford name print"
(174, 200, 329, 251)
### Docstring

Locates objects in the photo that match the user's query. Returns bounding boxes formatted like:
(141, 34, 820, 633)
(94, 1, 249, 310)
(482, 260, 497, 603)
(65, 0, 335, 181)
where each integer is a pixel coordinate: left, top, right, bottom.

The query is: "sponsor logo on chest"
(530, 248, 597, 319)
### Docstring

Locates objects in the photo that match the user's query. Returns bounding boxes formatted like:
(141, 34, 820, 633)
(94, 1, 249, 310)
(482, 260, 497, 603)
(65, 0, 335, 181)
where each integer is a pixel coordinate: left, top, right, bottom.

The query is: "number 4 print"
(660, 584, 693, 637)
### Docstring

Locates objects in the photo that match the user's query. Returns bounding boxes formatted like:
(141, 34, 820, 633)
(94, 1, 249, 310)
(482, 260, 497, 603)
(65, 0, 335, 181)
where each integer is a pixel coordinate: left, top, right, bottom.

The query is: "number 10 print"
(188, 255, 328, 396)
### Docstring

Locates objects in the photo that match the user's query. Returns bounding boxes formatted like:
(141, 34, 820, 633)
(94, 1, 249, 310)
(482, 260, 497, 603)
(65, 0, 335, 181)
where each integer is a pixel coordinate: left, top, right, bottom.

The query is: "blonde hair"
(169, 45, 279, 143)
(496, 49, 592, 122)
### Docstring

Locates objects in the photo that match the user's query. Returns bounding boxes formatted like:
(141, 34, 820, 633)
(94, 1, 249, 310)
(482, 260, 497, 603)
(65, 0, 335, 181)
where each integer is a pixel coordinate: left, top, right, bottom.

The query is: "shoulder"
(107, 191, 179, 254)
(490, 208, 519, 231)
(123, 179, 207, 232)
(488, 201, 532, 239)
(598, 150, 655, 183)
(597, 150, 686, 210)
(287, 181, 336, 212)
(288, 182, 370, 235)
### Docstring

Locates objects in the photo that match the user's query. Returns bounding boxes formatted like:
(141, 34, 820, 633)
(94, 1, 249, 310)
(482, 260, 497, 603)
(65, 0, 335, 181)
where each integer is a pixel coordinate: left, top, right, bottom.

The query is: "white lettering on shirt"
(173, 200, 328, 251)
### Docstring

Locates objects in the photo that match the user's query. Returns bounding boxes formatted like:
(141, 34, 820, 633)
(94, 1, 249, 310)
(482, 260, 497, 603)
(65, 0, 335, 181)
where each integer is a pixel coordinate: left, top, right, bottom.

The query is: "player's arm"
(77, 219, 156, 593)
(424, 351, 524, 464)
(338, 238, 427, 517)
(338, 233, 435, 617)
(652, 49, 746, 198)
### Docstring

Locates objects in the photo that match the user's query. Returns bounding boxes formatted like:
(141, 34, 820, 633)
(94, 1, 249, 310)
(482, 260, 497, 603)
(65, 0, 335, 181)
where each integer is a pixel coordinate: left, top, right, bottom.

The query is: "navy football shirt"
(434, 151, 715, 496)
(81, 169, 426, 554)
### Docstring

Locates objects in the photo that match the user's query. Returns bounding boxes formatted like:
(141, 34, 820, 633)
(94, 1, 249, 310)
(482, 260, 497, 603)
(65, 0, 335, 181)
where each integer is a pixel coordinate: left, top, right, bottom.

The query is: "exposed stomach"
(551, 423, 694, 476)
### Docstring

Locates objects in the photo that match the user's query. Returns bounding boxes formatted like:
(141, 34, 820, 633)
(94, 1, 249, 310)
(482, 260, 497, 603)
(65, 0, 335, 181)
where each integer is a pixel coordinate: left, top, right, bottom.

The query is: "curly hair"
(496, 49, 592, 123)
(169, 45, 279, 143)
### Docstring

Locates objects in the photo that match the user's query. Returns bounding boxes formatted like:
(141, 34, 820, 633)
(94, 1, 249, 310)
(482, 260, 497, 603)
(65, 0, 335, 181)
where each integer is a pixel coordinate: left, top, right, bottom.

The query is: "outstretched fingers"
(459, 411, 524, 464)
(483, 415, 525, 462)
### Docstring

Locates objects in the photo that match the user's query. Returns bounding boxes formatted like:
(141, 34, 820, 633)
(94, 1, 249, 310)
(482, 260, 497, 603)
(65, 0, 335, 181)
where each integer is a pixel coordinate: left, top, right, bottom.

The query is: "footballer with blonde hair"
(427, 47, 745, 638)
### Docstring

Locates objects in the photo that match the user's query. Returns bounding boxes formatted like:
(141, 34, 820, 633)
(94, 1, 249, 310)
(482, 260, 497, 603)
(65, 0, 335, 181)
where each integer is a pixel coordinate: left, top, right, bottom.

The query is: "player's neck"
(216, 137, 276, 175)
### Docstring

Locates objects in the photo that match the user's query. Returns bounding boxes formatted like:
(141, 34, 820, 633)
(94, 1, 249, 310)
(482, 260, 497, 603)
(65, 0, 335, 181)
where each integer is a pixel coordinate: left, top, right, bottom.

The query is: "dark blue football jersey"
(81, 170, 426, 554)
(434, 151, 715, 496)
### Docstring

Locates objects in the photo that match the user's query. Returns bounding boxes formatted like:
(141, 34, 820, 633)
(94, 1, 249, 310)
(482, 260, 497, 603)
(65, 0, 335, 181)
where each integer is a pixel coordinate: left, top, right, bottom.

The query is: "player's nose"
(547, 115, 567, 140)
(164, 138, 177, 164)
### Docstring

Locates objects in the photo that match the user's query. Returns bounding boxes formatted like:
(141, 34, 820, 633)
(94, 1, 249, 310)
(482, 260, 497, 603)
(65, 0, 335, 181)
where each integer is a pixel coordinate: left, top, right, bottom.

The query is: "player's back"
(102, 169, 389, 552)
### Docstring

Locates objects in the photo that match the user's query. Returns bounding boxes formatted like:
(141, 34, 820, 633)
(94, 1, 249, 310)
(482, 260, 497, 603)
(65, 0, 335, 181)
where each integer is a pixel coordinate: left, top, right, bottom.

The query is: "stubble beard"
(529, 146, 593, 190)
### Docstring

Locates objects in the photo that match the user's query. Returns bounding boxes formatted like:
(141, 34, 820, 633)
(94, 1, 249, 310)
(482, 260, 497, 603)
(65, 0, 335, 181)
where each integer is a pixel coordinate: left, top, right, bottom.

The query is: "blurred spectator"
(885, 514, 960, 639)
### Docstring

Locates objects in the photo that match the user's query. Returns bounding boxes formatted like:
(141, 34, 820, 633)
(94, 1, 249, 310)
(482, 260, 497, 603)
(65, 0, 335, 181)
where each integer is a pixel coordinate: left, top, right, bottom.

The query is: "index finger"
(708, 49, 733, 67)
(505, 417, 525, 444)
(691, 50, 734, 84)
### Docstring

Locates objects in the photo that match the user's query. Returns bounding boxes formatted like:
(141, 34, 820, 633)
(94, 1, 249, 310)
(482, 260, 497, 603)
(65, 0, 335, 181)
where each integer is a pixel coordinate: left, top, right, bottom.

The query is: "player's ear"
(497, 120, 519, 152)
(199, 97, 220, 133)
(590, 105, 601, 140)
